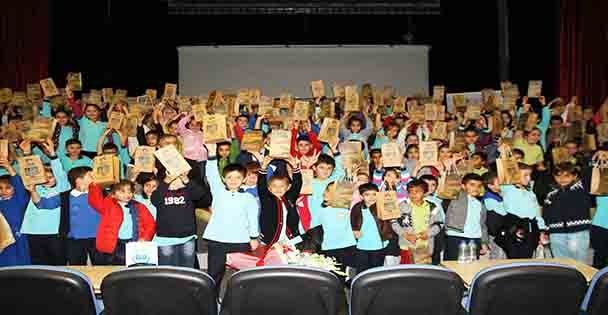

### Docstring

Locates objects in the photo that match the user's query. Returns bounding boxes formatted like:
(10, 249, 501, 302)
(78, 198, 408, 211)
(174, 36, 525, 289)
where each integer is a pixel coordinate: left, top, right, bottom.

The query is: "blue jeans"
(549, 230, 590, 263)
(158, 239, 197, 268)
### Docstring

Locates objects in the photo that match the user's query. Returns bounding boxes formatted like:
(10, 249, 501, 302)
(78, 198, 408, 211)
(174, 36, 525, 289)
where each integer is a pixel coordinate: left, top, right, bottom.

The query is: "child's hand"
(24, 184, 36, 192)
(19, 139, 32, 155)
(405, 233, 417, 243)
(41, 139, 56, 157)
(353, 231, 362, 239)
(417, 231, 428, 241)
(262, 156, 273, 170)
(250, 239, 259, 251)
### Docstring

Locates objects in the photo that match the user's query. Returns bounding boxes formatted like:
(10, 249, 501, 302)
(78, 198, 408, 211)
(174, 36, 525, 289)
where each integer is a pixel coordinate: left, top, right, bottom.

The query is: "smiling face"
(224, 170, 245, 191)
(361, 190, 377, 207)
(314, 163, 334, 180)
(554, 171, 577, 188)
(462, 179, 482, 197)
(297, 140, 312, 155)
(408, 186, 426, 205)
(113, 185, 134, 203)
(0, 181, 14, 199)
(66, 143, 82, 158)
(55, 111, 69, 126)
(350, 119, 362, 133)
(268, 177, 291, 198)
(143, 179, 158, 198)
(85, 105, 100, 122)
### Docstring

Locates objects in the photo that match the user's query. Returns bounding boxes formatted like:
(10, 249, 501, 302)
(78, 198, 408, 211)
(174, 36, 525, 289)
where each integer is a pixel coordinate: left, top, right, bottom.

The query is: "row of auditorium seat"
(0, 263, 606, 315)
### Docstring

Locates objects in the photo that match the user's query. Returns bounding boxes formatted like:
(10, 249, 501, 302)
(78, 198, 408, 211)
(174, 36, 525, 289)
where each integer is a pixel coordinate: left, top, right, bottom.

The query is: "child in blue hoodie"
(0, 158, 30, 266)
(20, 139, 71, 265)
(203, 149, 260, 287)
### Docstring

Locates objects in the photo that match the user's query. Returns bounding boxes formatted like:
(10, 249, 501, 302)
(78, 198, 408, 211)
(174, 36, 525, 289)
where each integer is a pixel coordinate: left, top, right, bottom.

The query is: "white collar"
(70, 189, 87, 197)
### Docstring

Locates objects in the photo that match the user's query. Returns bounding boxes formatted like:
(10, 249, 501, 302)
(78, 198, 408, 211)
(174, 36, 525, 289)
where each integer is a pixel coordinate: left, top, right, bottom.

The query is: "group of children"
(1, 83, 608, 288)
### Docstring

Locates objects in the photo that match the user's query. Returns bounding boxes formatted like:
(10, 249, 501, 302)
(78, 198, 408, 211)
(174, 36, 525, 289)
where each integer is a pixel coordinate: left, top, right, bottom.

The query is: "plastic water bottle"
(457, 241, 468, 264)
(468, 241, 478, 262)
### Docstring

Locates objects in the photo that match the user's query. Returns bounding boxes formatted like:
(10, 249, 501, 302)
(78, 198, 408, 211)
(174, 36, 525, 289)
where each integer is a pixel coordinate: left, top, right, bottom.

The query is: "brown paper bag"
(0, 211, 15, 252)
(332, 84, 345, 98)
(249, 89, 262, 105)
(108, 112, 125, 130)
(0, 88, 12, 103)
(0, 139, 8, 160)
(241, 130, 264, 153)
(424, 104, 445, 121)
(419, 141, 438, 165)
(345, 85, 360, 112)
(101, 88, 113, 104)
(437, 167, 462, 200)
(431, 122, 448, 140)
(293, 100, 310, 119)
(466, 103, 482, 120)
(591, 161, 608, 195)
(409, 104, 426, 123)
(269, 129, 292, 159)
(145, 89, 157, 100)
(66, 72, 83, 91)
(207, 90, 225, 113)
(598, 123, 608, 145)
(93, 155, 120, 185)
(393, 96, 406, 113)
(527, 80, 542, 98)
(27, 84, 42, 102)
(23, 117, 56, 142)
(329, 181, 355, 209)
(258, 96, 274, 116)
(202, 114, 228, 144)
(318, 118, 340, 145)
(552, 147, 570, 165)
(310, 80, 325, 98)
(192, 104, 207, 122)
(279, 93, 293, 109)
(125, 114, 139, 137)
(496, 149, 522, 185)
(340, 142, 363, 174)
(134, 146, 156, 173)
(319, 100, 335, 121)
(377, 191, 401, 220)
(382, 143, 402, 168)
(154, 145, 192, 176)
(567, 105, 584, 123)
(433, 85, 446, 103)
(583, 134, 597, 152)
(11, 92, 26, 107)
(300, 169, 314, 195)
(163, 83, 177, 100)
(18, 155, 47, 186)
(449, 132, 466, 153)
(40, 78, 59, 98)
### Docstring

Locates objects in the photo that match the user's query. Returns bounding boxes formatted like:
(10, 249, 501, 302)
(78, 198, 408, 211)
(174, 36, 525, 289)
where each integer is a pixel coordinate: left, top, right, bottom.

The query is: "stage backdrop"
(178, 45, 429, 98)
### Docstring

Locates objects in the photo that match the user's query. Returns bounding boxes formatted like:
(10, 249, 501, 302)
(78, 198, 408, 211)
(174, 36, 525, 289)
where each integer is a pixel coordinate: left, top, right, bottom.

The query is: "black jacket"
(258, 167, 302, 245)
(151, 180, 206, 237)
(543, 179, 593, 233)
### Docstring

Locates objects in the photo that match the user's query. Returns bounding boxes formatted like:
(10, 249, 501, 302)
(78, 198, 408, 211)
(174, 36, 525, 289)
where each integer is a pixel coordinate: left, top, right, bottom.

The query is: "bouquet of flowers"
(226, 243, 346, 276)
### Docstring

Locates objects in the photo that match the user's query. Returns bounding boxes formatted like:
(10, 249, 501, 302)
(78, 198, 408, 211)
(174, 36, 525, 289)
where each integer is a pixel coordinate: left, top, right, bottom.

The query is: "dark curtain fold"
(0, 0, 49, 90)
(559, 0, 608, 107)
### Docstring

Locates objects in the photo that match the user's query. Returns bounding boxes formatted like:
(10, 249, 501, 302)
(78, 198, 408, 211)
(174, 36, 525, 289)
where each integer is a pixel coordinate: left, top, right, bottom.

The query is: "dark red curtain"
(0, 0, 49, 90)
(559, 0, 608, 107)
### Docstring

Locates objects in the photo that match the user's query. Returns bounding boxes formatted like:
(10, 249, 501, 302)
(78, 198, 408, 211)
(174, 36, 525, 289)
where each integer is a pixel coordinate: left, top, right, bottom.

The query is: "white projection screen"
(178, 45, 430, 98)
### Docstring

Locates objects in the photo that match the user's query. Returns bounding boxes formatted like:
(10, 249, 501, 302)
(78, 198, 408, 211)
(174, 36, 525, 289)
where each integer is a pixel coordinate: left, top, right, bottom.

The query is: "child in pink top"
(176, 113, 208, 162)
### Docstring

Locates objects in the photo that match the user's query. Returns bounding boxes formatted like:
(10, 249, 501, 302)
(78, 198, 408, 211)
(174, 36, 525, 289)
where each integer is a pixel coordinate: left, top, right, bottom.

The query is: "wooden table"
(67, 266, 124, 294)
(442, 258, 598, 287)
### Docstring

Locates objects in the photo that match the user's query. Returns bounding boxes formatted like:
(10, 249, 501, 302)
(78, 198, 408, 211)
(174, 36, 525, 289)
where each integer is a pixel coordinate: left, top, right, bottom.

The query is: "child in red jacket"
(89, 180, 156, 265)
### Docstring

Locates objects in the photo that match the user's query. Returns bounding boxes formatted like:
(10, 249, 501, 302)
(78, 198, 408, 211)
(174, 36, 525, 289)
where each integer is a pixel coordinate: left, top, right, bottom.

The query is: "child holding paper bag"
(0, 158, 31, 266)
(391, 179, 444, 264)
(350, 183, 394, 273)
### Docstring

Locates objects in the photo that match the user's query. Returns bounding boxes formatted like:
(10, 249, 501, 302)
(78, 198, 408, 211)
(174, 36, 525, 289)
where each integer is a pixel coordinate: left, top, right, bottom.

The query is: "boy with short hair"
(35, 166, 102, 265)
(471, 152, 488, 176)
(500, 163, 548, 258)
(392, 179, 444, 264)
(543, 163, 592, 262)
(307, 148, 345, 229)
(204, 150, 260, 286)
(444, 173, 489, 260)
(0, 159, 30, 266)
(481, 171, 507, 259)
(258, 156, 303, 247)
